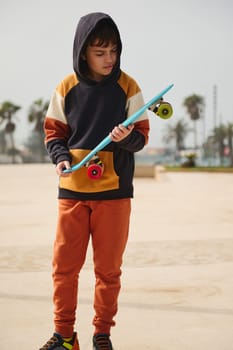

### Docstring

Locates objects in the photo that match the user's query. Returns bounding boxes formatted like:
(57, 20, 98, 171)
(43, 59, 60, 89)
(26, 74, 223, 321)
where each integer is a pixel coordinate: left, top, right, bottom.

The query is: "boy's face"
(84, 40, 118, 81)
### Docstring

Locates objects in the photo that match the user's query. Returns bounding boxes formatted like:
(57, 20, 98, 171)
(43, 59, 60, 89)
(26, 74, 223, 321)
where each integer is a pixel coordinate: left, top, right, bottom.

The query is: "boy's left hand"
(110, 124, 134, 142)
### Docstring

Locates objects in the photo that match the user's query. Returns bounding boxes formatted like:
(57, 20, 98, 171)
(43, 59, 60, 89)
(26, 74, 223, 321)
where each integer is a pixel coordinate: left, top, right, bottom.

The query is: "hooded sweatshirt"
(44, 12, 150, 200)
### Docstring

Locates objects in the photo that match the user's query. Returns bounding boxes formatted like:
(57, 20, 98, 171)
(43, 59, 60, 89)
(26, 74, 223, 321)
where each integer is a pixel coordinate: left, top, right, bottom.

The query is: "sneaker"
(39, 332, 79, 350)
(93, 334, 113, 350)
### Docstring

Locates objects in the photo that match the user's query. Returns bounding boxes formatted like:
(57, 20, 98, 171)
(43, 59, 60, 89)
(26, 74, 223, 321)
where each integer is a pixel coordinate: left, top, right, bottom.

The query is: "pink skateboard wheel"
(87, 164, 104, 179)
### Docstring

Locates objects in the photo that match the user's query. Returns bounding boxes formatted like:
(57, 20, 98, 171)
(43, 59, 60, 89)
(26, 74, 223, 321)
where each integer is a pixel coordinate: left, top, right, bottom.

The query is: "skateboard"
(63, 83, 174, 178)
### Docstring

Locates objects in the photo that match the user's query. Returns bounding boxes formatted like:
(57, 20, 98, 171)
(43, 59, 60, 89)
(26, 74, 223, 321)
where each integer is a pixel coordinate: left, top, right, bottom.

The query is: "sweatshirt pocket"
(59, 149, 119, 193)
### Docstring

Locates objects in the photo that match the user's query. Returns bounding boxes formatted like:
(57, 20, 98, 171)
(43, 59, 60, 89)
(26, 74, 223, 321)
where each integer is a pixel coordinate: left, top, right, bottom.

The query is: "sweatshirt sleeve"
(44, 84, 71, 165)
(117, 119, 150, 152)
(117, 88, 150, 152)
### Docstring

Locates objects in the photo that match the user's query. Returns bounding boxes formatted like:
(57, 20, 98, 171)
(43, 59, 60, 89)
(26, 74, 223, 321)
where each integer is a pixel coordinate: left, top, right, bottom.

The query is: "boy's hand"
(110, 124, 134, 142)
(56, 160, 72, 177)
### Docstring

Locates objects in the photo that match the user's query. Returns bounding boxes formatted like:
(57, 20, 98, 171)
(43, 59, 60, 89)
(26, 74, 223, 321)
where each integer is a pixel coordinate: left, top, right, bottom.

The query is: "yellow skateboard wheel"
(157, 102, 173, 119)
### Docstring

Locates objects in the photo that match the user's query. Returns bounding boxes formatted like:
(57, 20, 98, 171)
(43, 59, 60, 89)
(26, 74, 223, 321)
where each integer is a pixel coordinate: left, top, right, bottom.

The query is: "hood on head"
(73, 12, 122, 83)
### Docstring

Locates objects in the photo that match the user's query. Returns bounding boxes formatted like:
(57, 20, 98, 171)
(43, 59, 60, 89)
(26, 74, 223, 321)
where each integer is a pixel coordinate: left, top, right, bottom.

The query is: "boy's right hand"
(56, 161, 72, 177)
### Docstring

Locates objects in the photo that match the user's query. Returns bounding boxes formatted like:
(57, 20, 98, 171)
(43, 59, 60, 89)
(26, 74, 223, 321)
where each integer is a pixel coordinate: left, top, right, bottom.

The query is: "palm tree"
(212, 124, 227, 165)
(163, 118, 190, 152)
(226, 123, 233, 167)
(0, 101, 21, 163)
(28, 99, 49, 162)
(183, 94, 205, 149)
(0, 130, 7, 153)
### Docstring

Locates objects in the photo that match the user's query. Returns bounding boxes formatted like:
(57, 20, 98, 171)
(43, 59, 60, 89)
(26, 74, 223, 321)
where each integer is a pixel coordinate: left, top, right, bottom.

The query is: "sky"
(1, 0, 233, 149)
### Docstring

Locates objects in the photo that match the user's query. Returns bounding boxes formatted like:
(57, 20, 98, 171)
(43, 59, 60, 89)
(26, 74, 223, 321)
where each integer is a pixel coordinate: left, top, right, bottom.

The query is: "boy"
(39, 12, 149, 350)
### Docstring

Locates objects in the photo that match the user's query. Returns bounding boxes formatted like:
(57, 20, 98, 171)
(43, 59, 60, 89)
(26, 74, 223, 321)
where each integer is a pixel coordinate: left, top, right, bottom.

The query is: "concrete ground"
(0, 164, 233, 349)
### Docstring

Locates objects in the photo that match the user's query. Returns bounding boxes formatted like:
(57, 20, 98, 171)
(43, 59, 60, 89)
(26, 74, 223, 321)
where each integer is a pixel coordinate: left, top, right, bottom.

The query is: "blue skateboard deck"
(63, 83, 174, 174)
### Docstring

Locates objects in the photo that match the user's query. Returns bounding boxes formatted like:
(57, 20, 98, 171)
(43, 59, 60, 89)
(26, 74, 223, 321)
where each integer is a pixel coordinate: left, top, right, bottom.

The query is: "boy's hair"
(81, 18, 120, 55)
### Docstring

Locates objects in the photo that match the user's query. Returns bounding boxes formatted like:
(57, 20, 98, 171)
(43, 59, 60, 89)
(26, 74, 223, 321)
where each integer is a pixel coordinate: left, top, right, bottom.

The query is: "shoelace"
(94, 335, 112, 349)
(39, 335, 59, 350)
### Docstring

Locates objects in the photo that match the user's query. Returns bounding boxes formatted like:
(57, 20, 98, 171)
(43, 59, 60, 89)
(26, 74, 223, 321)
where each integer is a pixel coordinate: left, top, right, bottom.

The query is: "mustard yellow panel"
(59, 149, 119, 193)
(56, 74, 79, 98)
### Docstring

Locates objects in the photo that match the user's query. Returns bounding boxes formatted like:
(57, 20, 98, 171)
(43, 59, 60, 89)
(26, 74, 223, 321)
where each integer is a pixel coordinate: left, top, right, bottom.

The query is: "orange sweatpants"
(52, 198, 131, 337)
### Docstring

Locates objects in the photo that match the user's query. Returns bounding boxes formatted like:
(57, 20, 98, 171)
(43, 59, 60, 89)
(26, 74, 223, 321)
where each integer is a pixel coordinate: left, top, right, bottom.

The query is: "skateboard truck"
(86, 155, 104, 180)
(149, 98, 173, 119)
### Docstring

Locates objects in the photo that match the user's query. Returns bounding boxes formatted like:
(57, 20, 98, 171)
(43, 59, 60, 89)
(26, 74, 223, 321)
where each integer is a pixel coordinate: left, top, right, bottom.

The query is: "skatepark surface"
(0, 164, 233, 349)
